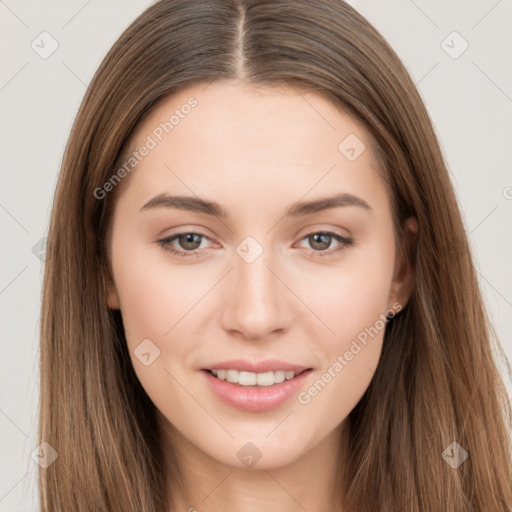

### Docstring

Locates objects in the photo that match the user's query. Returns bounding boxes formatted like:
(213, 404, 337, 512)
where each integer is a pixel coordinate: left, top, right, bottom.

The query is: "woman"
(39, 0, 512, 511)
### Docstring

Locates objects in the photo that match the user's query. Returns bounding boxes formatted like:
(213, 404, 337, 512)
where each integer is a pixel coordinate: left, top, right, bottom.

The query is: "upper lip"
(203, 359, 312, 373)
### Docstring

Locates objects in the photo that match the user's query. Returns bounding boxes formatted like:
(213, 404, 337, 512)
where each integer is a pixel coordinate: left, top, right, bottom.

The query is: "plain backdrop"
(1, 1, 511, 510)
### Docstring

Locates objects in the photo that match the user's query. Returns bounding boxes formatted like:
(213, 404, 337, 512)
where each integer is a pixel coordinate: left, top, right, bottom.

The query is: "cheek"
(299, 244, 394, 347)
(115, 266, 171, 340)
(294, 242, 394, 411)
(305, 272, 389, 375)
(111, 249, 198, 407)
(111, 239, 200, 340)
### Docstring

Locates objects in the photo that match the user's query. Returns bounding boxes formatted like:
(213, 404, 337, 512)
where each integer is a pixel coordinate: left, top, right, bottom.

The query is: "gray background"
(1, 1, 511, 510)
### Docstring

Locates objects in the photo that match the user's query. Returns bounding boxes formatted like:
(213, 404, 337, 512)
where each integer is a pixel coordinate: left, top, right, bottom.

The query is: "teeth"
(210, 369, 300, 386)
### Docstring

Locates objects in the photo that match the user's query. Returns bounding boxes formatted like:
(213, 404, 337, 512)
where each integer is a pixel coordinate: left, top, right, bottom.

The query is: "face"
(105, 80, 415, 470)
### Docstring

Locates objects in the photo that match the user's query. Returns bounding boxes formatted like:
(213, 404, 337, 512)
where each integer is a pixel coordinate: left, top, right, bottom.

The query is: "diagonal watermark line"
(470, 204, 499, 233)
(476, 270, 512, 308)
(0, 202, 29, 232)
(0, 62, 29, 92)
(0, 472, 28, 502)
(265, 471, 311, 512)
(164, 267, 234, 336)
(61, 0, 93, 29)
(0, 408, 29, 439)
(407, 0, 439, 29)
(415, 62, 439, 86)
(61, 60, 88, 87)
(266, 163, 337, 234)
(265, 266, 337, 335)
(0, 0, 29, 28)
(457, 380, 484, 442)
(200, 470, 234, 503)
(471, 0, 503, 30)
(163, 367, 234, 438)
(265, 409, 294, 438)
(289, 82, 336, 131)
(473, 393, 512, 440)
(472, 61, 512, 105)
(201, 78, 216, 93)
(163, 162, 233, 235)
(0, 266, 28, 295)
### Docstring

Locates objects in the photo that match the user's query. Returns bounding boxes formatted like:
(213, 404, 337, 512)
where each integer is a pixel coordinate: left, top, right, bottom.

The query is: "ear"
(103, 260, 120, 310)
(388, 216, 418, 311)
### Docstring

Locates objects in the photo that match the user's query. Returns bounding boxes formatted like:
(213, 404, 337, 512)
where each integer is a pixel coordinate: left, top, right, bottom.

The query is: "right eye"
(157, 232, 212, 258)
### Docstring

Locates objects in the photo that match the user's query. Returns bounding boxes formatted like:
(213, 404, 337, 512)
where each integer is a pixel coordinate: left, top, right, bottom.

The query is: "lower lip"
(201, 369, 312, 412)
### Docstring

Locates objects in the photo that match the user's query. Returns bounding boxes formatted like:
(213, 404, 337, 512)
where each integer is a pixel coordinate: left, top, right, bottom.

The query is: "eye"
(296, 231, 354, 257)
(157, 232, 212, 258)
(156, 230, 354, 258)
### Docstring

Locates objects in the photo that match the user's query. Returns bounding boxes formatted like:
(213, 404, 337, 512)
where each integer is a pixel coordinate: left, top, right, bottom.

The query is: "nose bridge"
(221, 235, 288, 338)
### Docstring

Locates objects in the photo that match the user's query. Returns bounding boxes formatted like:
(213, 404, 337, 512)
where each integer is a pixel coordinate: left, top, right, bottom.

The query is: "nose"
(220, 245, 293, 341)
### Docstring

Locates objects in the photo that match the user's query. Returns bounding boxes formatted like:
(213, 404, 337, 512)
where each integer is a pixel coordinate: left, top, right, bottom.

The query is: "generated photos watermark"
(94, 96, 198, 200)
(297, 301, 403, 405)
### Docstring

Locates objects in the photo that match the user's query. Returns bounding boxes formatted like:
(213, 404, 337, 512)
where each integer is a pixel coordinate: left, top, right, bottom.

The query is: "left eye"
(157, 232, 208, 258)
(296, 231, 353, 256)
(157, 231, 353, 258)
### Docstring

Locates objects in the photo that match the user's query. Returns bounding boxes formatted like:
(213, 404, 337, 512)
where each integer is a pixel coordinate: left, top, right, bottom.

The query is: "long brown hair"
(39, 1, 512, 510)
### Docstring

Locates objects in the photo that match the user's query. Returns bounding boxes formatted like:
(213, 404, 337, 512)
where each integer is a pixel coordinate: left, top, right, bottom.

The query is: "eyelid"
(295, 222, 352, 239)
(157, 227, 354, 259)
(293, 231, 353, 256)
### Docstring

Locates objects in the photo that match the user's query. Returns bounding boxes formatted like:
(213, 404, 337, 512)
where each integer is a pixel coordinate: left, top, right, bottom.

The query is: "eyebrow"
(139, 192, 372, 218)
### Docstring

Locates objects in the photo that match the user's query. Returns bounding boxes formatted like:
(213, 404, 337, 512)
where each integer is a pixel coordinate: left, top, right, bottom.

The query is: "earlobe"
(103, 261, 120, 310)
(107, 284, 120, 310)
(389, 216, 418, 310)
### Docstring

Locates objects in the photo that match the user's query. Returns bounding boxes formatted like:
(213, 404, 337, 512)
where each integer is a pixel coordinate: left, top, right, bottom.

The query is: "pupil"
(311, 233, 329, 250)
(182, 233, 200, 249)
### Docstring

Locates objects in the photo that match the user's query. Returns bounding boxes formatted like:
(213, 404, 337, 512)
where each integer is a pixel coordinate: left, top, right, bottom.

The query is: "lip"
(203, 359, 311, 373)
(201, 368, 313, 412)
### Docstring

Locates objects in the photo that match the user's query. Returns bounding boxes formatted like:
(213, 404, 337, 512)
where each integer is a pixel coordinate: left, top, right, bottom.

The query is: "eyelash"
(156, 231, 354, 259)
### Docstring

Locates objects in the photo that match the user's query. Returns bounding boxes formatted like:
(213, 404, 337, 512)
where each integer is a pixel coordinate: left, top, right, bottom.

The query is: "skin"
(105, 80, 417, 512)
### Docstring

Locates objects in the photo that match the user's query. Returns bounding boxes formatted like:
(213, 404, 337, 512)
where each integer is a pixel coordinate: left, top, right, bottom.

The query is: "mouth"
(201, 367, 313, 412)
(203, 368, 311, 387)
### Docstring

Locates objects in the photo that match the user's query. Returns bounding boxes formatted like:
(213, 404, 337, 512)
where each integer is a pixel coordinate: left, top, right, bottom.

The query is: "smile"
(202, 368, 313, 412)
(208, 369, 304, 386)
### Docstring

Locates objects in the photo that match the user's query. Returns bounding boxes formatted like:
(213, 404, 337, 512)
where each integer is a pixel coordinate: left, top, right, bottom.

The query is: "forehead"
(130, 80, 371, 154)
(115, 81, 388, 215)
